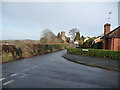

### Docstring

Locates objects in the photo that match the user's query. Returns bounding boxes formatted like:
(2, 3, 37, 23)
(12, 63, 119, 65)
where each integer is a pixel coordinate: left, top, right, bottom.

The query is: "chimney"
(104, 23, 111, 35)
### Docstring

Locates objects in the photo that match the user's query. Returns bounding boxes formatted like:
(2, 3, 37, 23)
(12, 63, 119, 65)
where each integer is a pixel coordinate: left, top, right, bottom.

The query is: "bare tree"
(40, 29, 56, 43)
(68, 28, 79, 41)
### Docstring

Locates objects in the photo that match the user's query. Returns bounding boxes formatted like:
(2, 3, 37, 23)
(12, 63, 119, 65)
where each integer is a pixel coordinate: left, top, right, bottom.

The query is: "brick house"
(101, 23, 120, 51)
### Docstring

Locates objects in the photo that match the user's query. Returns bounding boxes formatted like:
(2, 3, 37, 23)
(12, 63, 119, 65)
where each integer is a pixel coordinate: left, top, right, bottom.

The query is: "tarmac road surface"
(2, 50, 118, 88)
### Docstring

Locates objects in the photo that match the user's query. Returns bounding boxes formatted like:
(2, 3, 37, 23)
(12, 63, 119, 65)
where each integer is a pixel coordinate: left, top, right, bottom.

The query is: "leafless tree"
(40, 29, 57, 43)
(68, 28, 79, 41)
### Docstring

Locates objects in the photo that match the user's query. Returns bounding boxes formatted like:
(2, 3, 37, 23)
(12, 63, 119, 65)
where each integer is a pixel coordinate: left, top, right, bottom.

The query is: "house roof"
(101, 26, 120, 39)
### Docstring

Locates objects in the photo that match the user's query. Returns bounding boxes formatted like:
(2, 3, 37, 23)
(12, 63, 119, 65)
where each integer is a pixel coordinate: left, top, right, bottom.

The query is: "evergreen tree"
(81, 35, 85, 41)
(57, 33, 61, 39)
(57, 32, 64, 43)
(74, 32, 80, 41)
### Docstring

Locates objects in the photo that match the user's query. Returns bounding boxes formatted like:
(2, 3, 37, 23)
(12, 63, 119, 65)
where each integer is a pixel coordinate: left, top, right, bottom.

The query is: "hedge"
(67, 48, 120, 60)
(1, 44, 68, 63)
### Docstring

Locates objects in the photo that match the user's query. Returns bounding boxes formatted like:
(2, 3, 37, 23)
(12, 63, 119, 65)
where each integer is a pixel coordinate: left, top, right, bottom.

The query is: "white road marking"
(19, 74, 27, 78)
(23, 69, 29, 72)
(10, 73, 19, 77)
(32, 66, 37, 69)
(0, 78, 5, 81)
(3, 80, 15, 86)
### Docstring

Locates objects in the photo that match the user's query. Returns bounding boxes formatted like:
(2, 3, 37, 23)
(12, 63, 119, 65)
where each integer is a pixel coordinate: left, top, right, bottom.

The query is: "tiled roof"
(101, 26, 120, 39)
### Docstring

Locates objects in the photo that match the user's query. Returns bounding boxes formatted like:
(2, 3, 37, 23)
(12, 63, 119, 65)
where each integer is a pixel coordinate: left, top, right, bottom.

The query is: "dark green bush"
(67, 47, 120, 60)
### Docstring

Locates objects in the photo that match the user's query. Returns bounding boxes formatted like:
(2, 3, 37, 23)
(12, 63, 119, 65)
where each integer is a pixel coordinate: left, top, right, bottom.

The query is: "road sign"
(82, 49, 89, 52)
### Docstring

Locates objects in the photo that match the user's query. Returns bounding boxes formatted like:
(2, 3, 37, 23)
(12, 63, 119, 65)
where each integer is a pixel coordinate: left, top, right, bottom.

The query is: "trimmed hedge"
(67, 48, 120, 60)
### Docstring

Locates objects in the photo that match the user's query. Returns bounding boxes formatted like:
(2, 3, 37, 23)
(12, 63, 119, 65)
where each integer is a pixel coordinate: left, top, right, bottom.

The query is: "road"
(2, 50, 118, 88)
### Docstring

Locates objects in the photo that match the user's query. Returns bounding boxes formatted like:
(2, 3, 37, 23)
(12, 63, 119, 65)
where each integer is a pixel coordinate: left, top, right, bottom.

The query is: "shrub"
(67, 47, 120, 60)
(2, 44, 68, 63)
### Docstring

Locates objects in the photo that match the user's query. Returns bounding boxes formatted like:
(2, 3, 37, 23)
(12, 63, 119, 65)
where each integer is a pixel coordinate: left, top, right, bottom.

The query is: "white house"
(84, 37, 89, 42)
(74, 40, 79, 44)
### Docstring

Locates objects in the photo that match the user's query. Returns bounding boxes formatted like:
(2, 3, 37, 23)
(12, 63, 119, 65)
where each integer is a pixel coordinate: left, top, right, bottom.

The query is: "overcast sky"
(2, 2, 118, 40)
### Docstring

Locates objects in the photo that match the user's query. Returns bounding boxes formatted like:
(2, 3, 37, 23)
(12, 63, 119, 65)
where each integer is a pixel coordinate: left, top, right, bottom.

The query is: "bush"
(2, 44, 68, 63)
(67, 47, 120, 60)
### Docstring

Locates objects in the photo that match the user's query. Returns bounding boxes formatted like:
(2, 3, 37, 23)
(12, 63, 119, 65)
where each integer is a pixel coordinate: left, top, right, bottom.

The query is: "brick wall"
(112, 38, 120, 51)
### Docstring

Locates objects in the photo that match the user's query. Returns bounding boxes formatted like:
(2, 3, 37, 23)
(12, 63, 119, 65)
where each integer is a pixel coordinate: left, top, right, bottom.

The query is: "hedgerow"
(1, 44, 68, 63)
(67, 48, 120, 60)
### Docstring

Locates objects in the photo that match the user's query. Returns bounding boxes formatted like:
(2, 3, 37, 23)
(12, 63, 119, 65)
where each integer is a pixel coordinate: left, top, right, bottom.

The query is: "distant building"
(94, 37, 102, 43)
(84, 37, 89, 42)
(74, 40, 79, 44)
(61, 31, 66, 42)
(101, 23, 120, 51)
